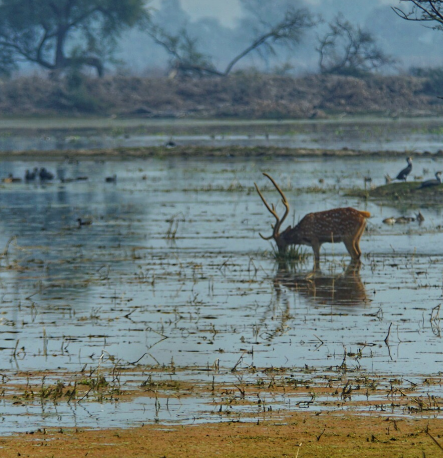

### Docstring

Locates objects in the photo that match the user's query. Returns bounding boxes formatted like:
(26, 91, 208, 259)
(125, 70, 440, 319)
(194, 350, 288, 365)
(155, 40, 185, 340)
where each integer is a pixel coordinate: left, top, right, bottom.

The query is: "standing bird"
(416, 211, 425, 223)
(419, 171, 442, 189)
(396, 157, 413, 181)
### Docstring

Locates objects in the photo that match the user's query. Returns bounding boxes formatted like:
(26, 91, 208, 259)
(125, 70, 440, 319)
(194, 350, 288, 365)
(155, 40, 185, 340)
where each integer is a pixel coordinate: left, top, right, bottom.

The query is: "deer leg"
(344, 238, 359, 260)
(352, 235, 361, 258)
(353, 222, 367, 257)
(354, 239, 362, 258)
(311, 240, 321, 263)
(345, 259, 362, 275)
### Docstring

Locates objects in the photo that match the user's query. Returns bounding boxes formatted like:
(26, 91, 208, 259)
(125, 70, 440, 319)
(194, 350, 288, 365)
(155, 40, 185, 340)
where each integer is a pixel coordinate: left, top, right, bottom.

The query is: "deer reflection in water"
(273, 261, 369, 308)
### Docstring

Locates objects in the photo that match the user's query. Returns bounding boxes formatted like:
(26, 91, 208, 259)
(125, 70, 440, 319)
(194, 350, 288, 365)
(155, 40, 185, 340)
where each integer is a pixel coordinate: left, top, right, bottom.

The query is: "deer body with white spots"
(255, 173, 370, 263)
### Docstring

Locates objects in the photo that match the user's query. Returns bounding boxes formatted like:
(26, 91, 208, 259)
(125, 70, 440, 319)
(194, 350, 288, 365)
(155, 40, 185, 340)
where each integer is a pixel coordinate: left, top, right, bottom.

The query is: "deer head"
(255, 173, 370, 263)
(254, 173, 293, 255)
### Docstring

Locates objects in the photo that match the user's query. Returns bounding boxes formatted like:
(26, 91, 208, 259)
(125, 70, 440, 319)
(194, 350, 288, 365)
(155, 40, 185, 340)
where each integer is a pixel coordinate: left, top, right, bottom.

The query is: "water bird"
(76, 176, 88, 181)
(39, 168, 54, 180)
(77, 218, 92, 227)
(395, 157, 412, 181)
(384, 174, 392, 184)
(2, 173, 22, 183)
(419, 171, 442, 189)
(416, 211, 425, 223)
(395, 216, 415, 224)
(382, 217, 396, 225)
(25, 169, 38, 181)
(165, 140, 176, 148)
(105, 175, 117, 183)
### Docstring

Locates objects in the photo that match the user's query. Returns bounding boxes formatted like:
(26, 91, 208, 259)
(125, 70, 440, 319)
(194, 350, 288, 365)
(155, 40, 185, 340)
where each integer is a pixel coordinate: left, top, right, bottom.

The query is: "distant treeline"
(1, 72, 442, 119)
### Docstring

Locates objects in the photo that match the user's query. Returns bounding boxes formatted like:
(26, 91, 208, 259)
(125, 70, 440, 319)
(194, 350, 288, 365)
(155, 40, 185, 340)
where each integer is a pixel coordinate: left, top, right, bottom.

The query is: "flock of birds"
(2, 157, 441, 229)
(382, 156, 442, 225)
(386, 156, 442, 188)
(2, 167, 118, 228)
(2, 168, 117, 184)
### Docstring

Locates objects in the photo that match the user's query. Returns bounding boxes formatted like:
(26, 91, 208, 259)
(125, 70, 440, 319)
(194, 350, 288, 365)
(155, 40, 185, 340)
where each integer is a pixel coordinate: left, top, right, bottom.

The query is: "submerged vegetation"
(271, 244, 309, 264)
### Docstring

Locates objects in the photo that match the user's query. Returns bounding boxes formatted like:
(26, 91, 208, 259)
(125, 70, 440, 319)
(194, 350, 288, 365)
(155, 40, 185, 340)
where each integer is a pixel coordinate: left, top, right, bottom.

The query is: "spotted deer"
(254, 173, 370, 263)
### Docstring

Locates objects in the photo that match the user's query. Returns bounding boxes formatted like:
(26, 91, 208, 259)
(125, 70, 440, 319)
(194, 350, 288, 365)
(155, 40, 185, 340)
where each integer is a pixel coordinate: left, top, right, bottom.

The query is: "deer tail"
(358, 210, 371, 218)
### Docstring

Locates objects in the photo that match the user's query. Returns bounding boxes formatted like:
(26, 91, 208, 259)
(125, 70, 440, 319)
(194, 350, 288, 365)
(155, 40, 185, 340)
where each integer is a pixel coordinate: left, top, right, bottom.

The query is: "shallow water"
(1, 116, 443, 153)
(0, 154, 443, 433)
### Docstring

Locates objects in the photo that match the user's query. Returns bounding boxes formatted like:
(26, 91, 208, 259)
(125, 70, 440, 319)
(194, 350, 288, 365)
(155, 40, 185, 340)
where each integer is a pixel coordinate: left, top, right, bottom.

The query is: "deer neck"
(276, 225, 303, 252)
(282, 224, 304, 244)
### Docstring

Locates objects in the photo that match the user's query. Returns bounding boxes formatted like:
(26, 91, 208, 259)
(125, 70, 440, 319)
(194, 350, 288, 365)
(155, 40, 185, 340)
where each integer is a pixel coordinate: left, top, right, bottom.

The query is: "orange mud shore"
(2, 412, 443, 458)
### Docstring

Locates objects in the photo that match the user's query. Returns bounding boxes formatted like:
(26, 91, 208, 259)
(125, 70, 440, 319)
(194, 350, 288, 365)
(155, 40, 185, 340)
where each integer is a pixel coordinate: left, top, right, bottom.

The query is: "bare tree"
(393, 1, 443, 99)
(147, 7, 316, 78)
(147, 26, 219, 78)
(317, 16, 394, 76)
(393, 1, 443, 30)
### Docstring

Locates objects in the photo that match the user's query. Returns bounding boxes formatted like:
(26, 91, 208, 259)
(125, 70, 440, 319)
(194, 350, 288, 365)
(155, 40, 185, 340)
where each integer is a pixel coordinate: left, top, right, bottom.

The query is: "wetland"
(1, 116, 443, 456)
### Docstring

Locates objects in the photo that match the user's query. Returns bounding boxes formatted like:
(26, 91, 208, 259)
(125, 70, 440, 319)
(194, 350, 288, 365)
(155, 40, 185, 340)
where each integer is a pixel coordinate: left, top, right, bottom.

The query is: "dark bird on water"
(396, 157, 412, 181)
(25, 168, 38, 181)
(419, 171, 442, 189)
(416, 211, 425, 223)
(77, 218, 92, 227)
(39, 167, 54, 180)
(105, 175, 117, 183)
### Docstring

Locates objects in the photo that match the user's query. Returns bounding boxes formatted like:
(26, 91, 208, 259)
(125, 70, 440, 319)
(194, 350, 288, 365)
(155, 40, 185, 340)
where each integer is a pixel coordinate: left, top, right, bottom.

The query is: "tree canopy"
(393, 1, 443, 31)
(317, 16, 394, 76)
(147, 5, 317, 78)
(0, 0, 150, 76)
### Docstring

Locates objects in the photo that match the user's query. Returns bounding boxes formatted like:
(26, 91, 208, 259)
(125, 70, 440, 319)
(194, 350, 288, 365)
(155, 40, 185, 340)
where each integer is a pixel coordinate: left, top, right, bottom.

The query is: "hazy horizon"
(115, 0, 443, 77)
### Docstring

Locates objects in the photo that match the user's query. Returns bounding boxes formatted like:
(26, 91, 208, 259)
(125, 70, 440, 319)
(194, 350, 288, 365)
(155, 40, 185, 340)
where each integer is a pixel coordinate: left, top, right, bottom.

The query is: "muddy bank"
(1, 74, 443, 119)
(349, 181, 443, 202)
(2, 414, 443, 458)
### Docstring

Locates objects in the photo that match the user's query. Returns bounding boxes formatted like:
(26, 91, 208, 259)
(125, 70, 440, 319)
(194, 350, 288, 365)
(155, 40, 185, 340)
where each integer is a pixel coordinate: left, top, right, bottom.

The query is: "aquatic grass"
(271, 244, 309, 264)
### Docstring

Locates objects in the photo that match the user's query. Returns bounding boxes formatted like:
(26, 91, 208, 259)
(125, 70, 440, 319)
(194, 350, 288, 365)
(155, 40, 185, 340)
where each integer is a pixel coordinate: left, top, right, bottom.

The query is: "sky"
(157, 0, 398, 27)
(117, 0, 443, 75)
(152, 0, 244, 27)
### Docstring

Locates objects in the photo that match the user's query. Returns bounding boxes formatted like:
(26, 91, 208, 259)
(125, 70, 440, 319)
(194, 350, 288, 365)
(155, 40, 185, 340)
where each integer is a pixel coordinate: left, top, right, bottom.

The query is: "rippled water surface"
(0, 149, 443, 433)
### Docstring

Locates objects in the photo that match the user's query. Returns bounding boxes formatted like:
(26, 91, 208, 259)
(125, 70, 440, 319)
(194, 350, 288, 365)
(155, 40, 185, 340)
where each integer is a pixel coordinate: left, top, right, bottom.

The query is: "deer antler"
(254, 173, 290, 240)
